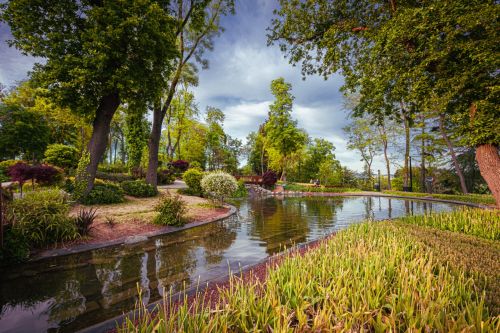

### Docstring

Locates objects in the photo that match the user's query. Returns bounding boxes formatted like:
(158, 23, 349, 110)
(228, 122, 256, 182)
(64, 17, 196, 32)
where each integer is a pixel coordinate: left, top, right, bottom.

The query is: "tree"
(343, 117, 380, 184)
(145, 0, 234, 187)
(0, 104, 50, 161)
(125, 106, 149, 171)
(265, 78, 306, 181)
(2, 0, 178, 197)
(302, 138, 336, 182)
(269, 0, 500, 206)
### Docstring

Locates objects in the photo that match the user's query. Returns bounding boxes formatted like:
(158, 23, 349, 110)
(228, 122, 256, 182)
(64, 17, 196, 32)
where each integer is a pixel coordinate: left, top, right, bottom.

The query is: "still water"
(0, 196, 458, 333)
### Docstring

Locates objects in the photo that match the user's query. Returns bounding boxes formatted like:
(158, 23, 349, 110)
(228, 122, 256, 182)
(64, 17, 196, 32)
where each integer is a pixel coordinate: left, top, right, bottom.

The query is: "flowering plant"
(201, 171, 237, 205)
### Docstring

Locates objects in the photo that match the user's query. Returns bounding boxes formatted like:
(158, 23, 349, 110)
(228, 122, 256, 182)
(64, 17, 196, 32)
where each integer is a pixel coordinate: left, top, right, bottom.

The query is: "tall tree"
(2, 0, 178, 198)
(265, 78, 306, 181)
(269, 0, 500, 206)
(146, 0, 234, 187)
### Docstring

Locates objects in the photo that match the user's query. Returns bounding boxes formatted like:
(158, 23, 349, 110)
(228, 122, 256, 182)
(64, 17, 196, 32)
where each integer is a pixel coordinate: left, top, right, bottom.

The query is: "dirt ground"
(67, 189, 229, 245)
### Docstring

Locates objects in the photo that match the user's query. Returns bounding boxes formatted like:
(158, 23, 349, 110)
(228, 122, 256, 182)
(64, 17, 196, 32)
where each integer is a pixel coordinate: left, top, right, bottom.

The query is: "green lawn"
(283, 182, 360, 193)
(383, 190, 496, 205)
(119, 208, 499, 332)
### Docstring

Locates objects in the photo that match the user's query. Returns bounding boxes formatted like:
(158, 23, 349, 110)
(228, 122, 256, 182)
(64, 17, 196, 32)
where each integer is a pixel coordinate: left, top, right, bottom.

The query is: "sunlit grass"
(384, 190, 496, 205)
(118, 208, 499, 332)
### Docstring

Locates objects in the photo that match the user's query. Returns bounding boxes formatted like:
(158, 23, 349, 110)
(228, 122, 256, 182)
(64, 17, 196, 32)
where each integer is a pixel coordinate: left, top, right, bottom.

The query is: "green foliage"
(0, 159, 18, 182)
(121, 180, 157, 198)
(81, 182, 124, 205)
(43, 144, 79, 170)
(265, 78, 306, 177)
(157, 169, 175, 185)
(125, 107, 149, 170)
(119, 213, 498, 331)
(317, 159, 342, 186)
(183, 168, 204, 195)
(8, 189, 77, 247)
(0, 104, 50, 160)
(0, 226, 30, 264)
(73, 151, 91, 202)
(153, 194, 187, 226)
(201, 171, 238, 204)
(189, 161, 202, 170)
(95, 171, 134, 183)
(284, 183, 359, 193)
(232, 179, 248, 198)
(398, 208, 499, 241)
(301, 138, 337, 182)
(74, 208, 98, 236)
(97, 163, 128, 174)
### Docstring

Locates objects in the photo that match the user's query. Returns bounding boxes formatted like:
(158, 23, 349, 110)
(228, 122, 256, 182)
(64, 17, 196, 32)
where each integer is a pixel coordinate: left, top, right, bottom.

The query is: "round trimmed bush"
(183, 168, 204, 195)
(82, 182, 124, 205)
(121, 180, 157, 197)
(44, 144, 79, 170)
(201, 171, 238, 204)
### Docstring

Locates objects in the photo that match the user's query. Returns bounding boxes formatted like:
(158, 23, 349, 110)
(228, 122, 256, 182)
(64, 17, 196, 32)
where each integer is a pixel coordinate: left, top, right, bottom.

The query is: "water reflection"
(0, 196, 456, 333)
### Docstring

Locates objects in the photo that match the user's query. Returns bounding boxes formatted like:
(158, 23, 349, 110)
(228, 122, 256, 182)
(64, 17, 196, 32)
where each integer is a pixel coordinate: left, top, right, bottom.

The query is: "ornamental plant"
(201, 171, 238, 205)
(169, 160, 190, 172)
(183, 168, 204, 195)
(44, 144, 79, 170)
(262, 170, 278, 188)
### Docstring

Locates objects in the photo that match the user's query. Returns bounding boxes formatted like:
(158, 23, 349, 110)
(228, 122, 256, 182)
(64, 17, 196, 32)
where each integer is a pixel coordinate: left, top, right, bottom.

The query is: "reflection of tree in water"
(46, 279, 85, 325)
(154, 236, 196, 296)
(302, 197, 344, 226)
(363, 196, 375, 220)
(198, 222, 237, 265)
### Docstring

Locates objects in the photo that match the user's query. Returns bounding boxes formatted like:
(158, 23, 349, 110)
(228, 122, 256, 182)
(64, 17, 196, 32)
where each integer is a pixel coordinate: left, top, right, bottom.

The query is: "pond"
(0, 196, 459, 333)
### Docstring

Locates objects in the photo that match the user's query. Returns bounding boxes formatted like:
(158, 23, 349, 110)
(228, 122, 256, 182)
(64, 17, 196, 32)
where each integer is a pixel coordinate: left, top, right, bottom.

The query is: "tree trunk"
(420, 118, 426, 192)
(379, 125, 391, 190)
(439, 114, 468, 194)
(145, 103, 162, 187)
(476, 144, 500, 208)
(84, 92, 120, 195)
(403, 112, 410, 188)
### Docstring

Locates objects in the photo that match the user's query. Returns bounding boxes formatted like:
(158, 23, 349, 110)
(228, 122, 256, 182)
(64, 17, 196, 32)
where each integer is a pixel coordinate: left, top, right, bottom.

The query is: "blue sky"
(0, 0, 390, 172)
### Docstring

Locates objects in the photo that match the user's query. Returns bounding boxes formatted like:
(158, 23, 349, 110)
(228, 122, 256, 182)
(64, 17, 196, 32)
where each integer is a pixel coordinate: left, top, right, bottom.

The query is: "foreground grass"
(384, 190, 496, 205)
(119, 209, 499, 332)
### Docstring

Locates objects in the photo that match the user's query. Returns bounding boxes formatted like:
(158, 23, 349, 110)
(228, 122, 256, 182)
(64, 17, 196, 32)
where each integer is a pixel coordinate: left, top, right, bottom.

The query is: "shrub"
(95, 171, 135, 183)
(8, 162, 32, 193)
(81, 182, 124, 205)
(189, 161, 202, 170)
(8, 189, 78, 247)
(262, 170, 278, 188)
(0, 225, 30, 264)
(201, 171, 238, 204)
(169, 160, 190, 172)
(98, 163, 127, 173)
(154, 194, 187, 226)
(157, 169, 175, 185)
(233, 179, 248, 198)
(0, 160, 18, 182)
(121, 180, 157, 197)
(44, 144, 79, 170)
(183, 168, 204, 195)
(32, 164, 63, 185)
(74, 208, 98, 236)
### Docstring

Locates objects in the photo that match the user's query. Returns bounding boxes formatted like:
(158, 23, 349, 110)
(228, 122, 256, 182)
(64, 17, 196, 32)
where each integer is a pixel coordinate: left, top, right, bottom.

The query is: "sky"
(0, 0, 389, 172)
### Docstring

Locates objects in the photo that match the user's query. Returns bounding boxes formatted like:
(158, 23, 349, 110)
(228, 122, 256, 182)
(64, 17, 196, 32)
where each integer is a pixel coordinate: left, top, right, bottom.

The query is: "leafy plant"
(8, 189, 78, 247)
(157, 169, 175, 185)
(233, 179, 248, 198)
(262, 170, 278, 188)
(169, 160, 189, 172)
(121, 180, 157, 197)
(43, 144, 79, 170)
(81, 182, 124, 205)
(201, 171, 238, 204)
(0, 160, 19, 182)
(74, 208, 98, 236)
(0, 225, 30, 264)
(153, 194, 187, 226)
(95, 171, 135, 183)
(105, 216, 116, 227)
(32, 164, 63, 185)
(183, 168, 204, 195)
(73, 151, 91, 202)
(8, 162, 32, 194)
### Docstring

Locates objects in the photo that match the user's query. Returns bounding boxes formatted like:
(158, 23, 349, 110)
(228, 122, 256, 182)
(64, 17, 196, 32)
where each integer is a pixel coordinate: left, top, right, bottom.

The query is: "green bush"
(121, 180, 157, 197)
(0, 225, 30, 264)
(157, 169, 175, 185)
(183, 168, 204, 195)
(81, 182, 124, 205)
(43, 144, 79, 170)
(8, 189, 78, 247)
(0, 159, 19, 182)
(201, 171, 238, 204)
(98, 163, 127, 173)
(153, 194, 187, 226)
(233, 179, 248, 198)
(95, 171, 135, 183)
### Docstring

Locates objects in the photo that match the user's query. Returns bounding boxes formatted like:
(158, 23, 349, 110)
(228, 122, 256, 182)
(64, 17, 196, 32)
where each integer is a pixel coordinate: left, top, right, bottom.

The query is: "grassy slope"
(120, 208, 499, 332)
(383, 190, 496, 205)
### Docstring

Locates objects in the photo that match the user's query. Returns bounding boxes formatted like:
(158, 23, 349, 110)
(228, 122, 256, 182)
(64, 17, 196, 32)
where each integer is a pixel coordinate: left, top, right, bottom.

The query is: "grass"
(284, 182, 360, 193)
(384, 190, 496, 205)
(118, 208, 500, 332)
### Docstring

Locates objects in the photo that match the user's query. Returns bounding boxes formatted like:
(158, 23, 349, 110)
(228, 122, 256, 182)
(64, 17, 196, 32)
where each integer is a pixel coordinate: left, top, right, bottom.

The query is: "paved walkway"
(158, 179, 188, 190)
